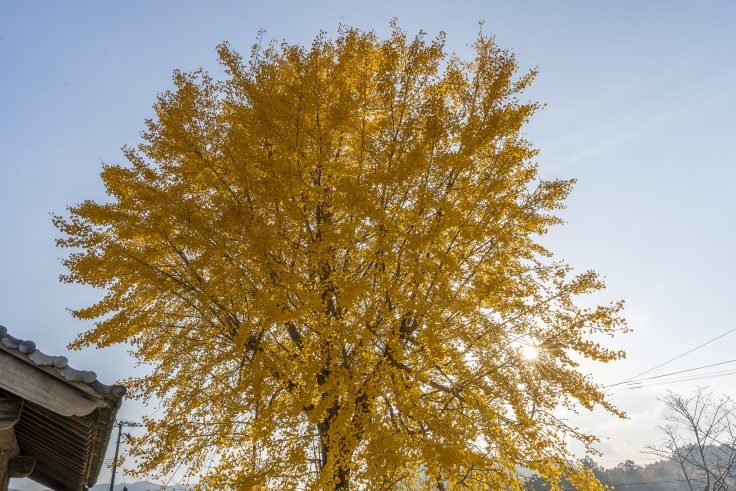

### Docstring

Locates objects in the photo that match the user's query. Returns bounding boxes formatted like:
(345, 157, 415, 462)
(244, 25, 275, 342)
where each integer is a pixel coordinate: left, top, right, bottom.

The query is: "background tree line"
(527, 387, 736, 491)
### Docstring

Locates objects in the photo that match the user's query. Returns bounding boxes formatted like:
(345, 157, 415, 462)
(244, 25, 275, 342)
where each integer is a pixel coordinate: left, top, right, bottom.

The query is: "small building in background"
(0, 325, 125, 491)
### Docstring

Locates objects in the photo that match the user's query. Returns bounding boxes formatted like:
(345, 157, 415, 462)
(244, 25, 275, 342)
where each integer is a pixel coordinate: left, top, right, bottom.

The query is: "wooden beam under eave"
(0, 396, 23, 491)
(0, 351, 101, 417)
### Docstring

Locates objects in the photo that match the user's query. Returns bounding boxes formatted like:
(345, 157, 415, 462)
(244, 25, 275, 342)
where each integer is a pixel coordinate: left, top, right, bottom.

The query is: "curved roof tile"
(0, 324, 126, 398)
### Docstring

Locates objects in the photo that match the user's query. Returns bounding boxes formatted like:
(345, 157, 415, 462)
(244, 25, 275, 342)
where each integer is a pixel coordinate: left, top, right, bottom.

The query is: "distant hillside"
(8, 481, 189, 491)
(525, 458, 692, 490)
(89, 482, 190, 491)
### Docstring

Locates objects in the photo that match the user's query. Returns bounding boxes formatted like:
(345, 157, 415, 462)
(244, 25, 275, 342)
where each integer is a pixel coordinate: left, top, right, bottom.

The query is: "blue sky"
(2, 0, 736, 486)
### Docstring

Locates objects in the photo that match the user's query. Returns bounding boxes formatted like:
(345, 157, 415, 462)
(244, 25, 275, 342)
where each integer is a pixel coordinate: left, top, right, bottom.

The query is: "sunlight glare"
(522, 345, 538, 361)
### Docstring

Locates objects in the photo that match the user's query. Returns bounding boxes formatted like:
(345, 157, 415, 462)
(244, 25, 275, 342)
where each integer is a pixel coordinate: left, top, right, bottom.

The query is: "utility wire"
(618, 368, 736, 390)
(614, 368, 736, 390)
(606, 358, 736, 389)
(606, 327, 736, 387)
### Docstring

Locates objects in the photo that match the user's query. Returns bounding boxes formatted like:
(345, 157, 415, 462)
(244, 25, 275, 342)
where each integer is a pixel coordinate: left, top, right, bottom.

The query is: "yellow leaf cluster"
(54, 23, 627, 490)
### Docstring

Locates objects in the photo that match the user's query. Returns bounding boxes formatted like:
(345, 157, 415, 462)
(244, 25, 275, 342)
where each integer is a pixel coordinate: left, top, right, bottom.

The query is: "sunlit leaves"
(55, 23, 626, 490)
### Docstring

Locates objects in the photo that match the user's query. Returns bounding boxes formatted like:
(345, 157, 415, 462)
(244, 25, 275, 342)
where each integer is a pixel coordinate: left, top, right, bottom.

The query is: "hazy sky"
(2, 1, 736, 487)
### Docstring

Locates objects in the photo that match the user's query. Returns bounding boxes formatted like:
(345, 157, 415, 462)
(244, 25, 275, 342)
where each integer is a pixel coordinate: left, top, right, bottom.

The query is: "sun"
(521, 345, 539, 361)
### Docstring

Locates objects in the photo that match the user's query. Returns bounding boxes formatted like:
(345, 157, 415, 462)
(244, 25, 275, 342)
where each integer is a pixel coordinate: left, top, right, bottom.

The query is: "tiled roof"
(0, 324, 126, 398)
(0, 324, 126, 490)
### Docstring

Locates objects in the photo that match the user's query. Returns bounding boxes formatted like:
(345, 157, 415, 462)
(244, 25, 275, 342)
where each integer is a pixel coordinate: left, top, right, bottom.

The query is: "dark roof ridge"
(0, 324, 126, 399)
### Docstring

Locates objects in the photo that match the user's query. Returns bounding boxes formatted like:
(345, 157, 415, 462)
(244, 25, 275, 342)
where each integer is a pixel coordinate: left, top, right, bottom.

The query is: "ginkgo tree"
(55, 24, 627, 491)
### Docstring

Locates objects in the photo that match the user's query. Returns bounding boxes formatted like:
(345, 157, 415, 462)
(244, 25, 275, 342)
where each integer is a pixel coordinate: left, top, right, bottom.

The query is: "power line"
(614, 367, 736, 390)
(606, 358, 736, 389)
(607, 327, 736, 387)
(618, 368, 736, 390)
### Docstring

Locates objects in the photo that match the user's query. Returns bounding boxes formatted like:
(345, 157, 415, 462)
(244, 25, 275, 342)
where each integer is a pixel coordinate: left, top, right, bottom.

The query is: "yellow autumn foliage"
(54, 24, 627, 490)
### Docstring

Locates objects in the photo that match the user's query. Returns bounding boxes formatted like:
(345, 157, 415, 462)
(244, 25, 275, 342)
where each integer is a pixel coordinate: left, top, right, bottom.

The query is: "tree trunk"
(317, 399, 351, 490)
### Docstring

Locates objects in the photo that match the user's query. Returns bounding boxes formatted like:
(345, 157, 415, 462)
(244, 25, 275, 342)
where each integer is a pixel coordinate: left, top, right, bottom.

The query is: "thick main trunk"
(317, 399, 351, 490)
(318, 441, 351, 490)
(335, 466, 350, 490)
(316, 390, 373, 490)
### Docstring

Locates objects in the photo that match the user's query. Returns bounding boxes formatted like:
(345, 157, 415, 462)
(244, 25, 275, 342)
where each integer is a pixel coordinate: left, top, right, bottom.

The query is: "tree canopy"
(54, 24, 627, 490)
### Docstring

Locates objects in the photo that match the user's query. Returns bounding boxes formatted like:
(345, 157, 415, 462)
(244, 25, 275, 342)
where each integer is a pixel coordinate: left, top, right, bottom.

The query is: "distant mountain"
(8, 480, 190, 491)
(89, 482, 190, 491)
(526, 457, 706, 491)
